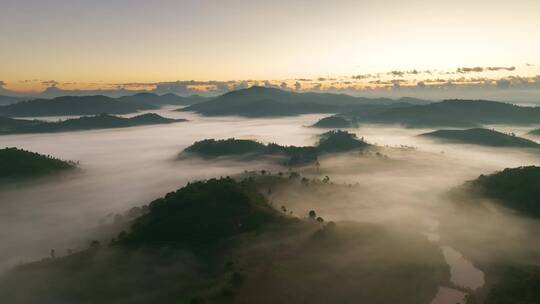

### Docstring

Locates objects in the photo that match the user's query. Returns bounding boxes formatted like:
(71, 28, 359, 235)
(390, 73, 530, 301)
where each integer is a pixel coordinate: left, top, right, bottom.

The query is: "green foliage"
(318, 130, 369, 152)
(120, 178, 284, 249)
(183, 130, 368, 166)
(467, 166, 540, 218)
(0, 147, 75, 179)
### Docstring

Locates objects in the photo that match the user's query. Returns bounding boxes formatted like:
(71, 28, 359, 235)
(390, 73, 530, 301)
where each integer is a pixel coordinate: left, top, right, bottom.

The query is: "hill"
(119, 177, 285, 248)
(0, 95, 156, 117)
(0, 147, 75, 179)
(0, 176, 447, 304)
(311, 116, 355, 128)
(183, 86, 428, 117)
(182, 130, 369, 166)
(0, 113, 185, 135)
(420, 128, 540, 148)
(0, 95, 29, 106)
(352, 99, 540, 127)
(117, 93, 206, 106)
(464, 166, 540, 218)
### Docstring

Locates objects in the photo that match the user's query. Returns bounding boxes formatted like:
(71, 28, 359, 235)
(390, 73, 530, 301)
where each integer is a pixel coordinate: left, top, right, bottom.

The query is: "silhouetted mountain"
(117, 93, 206, 106)
(0, 95, 156, 117)
(352, 99, 540, 127)
(0, 113, 185, 135)
(465, 166, 540, 218)
(0, 147, 75, 179)
(312, 116, 355, 128)
(183, 86, 429, 117)
(182, 130, 369, 166)
(0, 95, 29, 106)
(420, 128, 540, 148)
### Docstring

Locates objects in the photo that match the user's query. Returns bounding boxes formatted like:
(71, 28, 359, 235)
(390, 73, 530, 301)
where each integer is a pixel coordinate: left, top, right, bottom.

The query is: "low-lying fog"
(1, 108, 540, 304)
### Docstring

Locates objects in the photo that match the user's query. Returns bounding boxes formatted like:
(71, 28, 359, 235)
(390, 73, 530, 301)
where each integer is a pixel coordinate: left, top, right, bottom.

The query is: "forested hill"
(0, 147, 75, 179)
(420, 128, 540, 148)
(0, 113, 185, 135)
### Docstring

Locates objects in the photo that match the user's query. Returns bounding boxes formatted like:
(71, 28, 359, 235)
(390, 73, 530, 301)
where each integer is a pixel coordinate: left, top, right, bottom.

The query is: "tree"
(308, 210, 317, 219)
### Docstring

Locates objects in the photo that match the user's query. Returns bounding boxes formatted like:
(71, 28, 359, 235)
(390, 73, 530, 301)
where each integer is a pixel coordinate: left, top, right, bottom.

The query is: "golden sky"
(1, 0, 539, 93)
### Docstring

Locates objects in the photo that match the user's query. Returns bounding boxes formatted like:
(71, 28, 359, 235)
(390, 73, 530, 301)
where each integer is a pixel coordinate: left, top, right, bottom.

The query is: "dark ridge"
(311, 116, 355, 128)
(352, 99, 540, 128)
(420, 128, 540, 148)
(182, 130, 370, 166)
(464, 166, 540, 218)
(0, 147, 75, 179)
(0, 95, 156, 117)
(0, 113, 185, 135)
(183, 86, 429, 117)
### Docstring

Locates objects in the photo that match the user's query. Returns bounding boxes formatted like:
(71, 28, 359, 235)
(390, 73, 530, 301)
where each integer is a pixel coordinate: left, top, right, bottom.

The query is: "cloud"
(294, 81, 302, 91)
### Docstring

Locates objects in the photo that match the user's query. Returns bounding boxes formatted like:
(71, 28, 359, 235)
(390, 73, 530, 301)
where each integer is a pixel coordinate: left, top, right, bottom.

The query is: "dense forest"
(182, 130, 370, 166)
(420, 128, 540, 148)
(0, 113, 185, 135)
(464, 166, 540, 218)
(0, 147, 75, 179)
(0, 176, 448, 304)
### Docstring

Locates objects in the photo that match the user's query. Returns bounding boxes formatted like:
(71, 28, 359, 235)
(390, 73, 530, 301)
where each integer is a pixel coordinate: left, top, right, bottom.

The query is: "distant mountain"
(0, 147, 75, 179)
(0, 113, 185, 135)
(352, 99, 540, 127)
(182, 130, 370, 166)
(312, 116, 356, 128)
(183, 86, 429, 117)
(117, 93, 206, 106)
(463, 166, 540, 218)
(0, 95, 30, 106)
(0, 95, 156, 117)
(420, 128, 540, 148)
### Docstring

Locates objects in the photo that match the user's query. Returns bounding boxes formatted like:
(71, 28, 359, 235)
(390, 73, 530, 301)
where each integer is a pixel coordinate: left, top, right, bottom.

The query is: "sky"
(1, 0, 540, 99)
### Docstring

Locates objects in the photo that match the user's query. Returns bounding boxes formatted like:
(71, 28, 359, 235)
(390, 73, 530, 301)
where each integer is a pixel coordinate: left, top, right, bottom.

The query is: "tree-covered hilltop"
(420, 128, 540, 148)
(317, 130, 369, 152)
(119, 177, 286, 249)
(348, 99, 540, 128)
(0, 113, 186, 135)
(182, 86, 428, 117)
(0, 147, 75, 179)
(0, 95, 156, 117)
(0, 176, 448, 304)
(463, 166, 540, 218)
(311, 116, 355, 128)
(182, 130, 370, 166)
